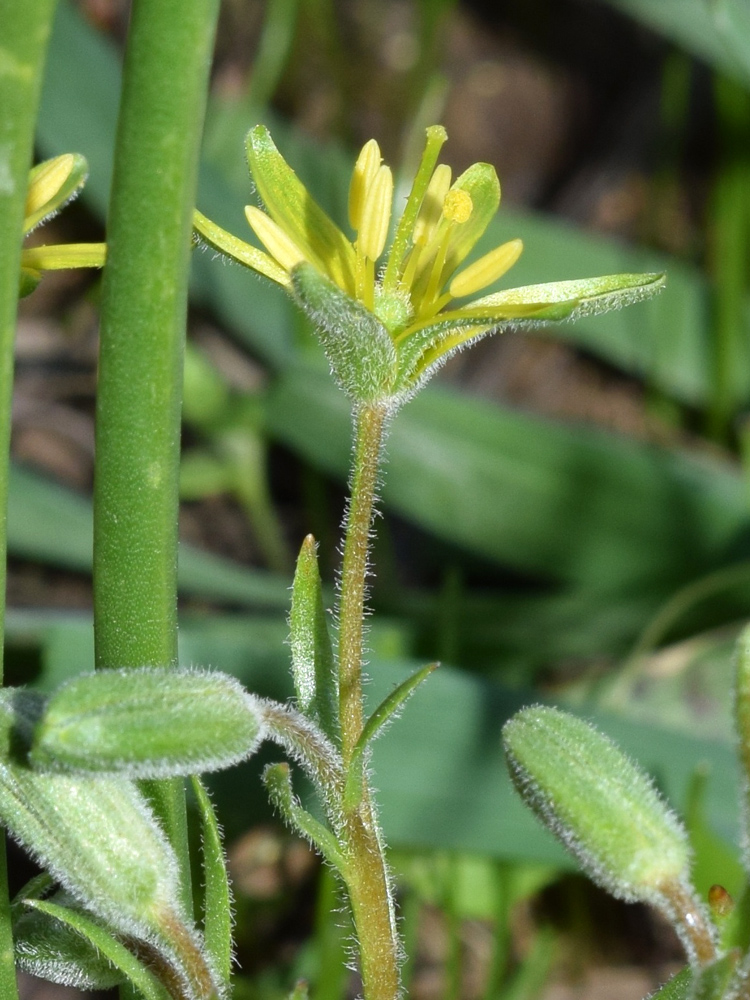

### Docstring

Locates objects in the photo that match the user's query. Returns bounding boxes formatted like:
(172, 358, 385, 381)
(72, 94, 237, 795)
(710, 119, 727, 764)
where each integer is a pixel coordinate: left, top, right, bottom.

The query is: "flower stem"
(336, 402, 401, 1000)
(338, 402, 388, 762)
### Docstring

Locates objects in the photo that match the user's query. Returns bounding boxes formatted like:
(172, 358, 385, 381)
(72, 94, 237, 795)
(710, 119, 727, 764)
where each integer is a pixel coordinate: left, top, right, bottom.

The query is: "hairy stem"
(338, 402, 388, 762)
(336, 402, 401, 1000)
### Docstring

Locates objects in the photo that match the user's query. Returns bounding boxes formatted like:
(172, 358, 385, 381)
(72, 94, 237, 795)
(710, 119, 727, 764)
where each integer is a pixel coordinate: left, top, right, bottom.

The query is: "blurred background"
(13, 0, 750, 998)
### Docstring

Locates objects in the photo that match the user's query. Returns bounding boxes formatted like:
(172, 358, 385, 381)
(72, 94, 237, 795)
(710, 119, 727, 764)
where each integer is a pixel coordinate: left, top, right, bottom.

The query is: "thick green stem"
(338, 403, 388, 762)
(93, 0, 219, 931)
(0, 4, 58, 996)
(336, 402, 401, 1000)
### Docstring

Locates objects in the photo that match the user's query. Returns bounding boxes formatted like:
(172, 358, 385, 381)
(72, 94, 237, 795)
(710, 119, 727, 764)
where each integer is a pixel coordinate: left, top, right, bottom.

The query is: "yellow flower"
(20, 154, 106, 297)
(194, 126, 664, 407)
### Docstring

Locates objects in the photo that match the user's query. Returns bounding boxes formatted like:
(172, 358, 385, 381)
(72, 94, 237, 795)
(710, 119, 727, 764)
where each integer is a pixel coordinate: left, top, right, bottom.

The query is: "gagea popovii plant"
(2, 127, 663, 1000)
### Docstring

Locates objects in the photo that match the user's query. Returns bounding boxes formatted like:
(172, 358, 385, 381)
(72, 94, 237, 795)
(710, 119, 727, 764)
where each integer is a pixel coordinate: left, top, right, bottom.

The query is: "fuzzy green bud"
(503, 707, 689, 900)
(31, 667, 264, 778)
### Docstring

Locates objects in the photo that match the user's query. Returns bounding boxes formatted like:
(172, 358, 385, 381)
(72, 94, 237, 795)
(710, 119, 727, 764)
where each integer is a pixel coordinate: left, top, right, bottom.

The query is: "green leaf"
(596, 0, 750, 88)
(291, 263, 398, 403)
(290, 534, 339, 744)
(191, 777, 233, 989)
(690, 953, 738, 1000)
(31, 667, 264, 777)
(13, 890, 124, 990)
(23, 898, 172, 1000)
(344, 662, 436, 809)
(262, 763, 346, 873)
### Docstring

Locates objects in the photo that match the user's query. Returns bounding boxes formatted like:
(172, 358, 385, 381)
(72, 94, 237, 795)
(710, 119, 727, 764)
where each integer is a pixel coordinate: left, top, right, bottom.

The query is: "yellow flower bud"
(24, 154, 76, 221)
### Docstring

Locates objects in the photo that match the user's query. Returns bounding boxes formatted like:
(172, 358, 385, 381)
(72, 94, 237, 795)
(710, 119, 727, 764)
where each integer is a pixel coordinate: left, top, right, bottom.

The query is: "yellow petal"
(245, 206, 307, 272)
(358, 164, 393, 261)
(348, 139, 382, 232)
(449, 238, 523, 298)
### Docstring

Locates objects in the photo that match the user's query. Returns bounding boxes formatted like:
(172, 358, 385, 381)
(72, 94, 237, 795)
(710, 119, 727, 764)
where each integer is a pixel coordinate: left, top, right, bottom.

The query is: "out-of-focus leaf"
(7, 464, 291, 607)
(597, 0, 750, 89)
(266, 366, 749, 594)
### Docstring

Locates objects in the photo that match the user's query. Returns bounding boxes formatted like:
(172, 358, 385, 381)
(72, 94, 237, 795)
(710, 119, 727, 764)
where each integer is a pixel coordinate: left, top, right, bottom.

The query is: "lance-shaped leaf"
(192, 777, 233, 990)
(344, 663, 436, 810)
(503, 706, 717, 966)
(22, 898, 172, 1000)
(290, 535, 339, 744)
(291, 263, 398, 404)
(13, 890, 124, 991)
(263, 763, 346, 874)
(31, 667, 264, 777)
(193, 209, 289, 287)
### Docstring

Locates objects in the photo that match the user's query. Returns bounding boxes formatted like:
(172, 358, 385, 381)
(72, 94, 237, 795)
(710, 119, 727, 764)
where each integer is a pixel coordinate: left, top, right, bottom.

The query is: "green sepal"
(246, 124, 356, 294)
(13, 890, 124, 991)
(291, 262, 398, 404)
(414, 272, 666, 379)
(22, 898, 172, 1000)
(290, 534, 339, 745)
(192, 776, 233, 990)
(31, 667, 264, 778)
(502, 706, 692, 906)
(263, 763, 347, 874)
(24, 153, 88, 234)
(344, 663, 436, 810)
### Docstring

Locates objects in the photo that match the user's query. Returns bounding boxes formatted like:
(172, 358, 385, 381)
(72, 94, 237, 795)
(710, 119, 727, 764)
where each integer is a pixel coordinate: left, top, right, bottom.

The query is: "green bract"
(193, 124, 665, 408)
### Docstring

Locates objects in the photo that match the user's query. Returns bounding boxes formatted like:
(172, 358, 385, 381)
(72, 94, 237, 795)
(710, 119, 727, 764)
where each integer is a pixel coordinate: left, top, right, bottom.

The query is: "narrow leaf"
(191, 776, 233, 989)
(31, 667, 264, 778)
(14, 891, 124, 990)
(193, 208, 289, 286)
(23, 898, 172, 1000)
(263, 763, 347, 873)
(290, 534, 339, 744)
(344, 663, 436, 808)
